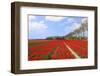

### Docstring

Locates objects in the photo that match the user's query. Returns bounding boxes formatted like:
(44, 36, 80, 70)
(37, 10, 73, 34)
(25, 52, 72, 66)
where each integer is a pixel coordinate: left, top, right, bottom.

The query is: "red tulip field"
(28, 40, 88, 61)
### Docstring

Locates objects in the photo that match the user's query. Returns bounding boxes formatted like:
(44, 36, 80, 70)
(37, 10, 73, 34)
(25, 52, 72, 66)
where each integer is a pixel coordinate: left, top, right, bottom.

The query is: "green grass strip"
(43, 46, 59, 60)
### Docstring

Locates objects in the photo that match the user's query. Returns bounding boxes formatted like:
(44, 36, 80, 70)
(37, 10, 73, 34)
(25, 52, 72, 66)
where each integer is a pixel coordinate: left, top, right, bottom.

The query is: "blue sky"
(28, 15, 86, 39)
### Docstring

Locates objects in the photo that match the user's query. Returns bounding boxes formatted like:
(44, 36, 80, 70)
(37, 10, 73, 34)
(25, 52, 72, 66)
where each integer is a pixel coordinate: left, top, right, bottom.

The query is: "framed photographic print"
(11, 2, 98, 74)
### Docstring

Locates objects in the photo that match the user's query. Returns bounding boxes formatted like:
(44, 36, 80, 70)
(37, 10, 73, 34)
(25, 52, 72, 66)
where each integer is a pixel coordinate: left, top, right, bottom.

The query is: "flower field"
(28, 40, 88, 61)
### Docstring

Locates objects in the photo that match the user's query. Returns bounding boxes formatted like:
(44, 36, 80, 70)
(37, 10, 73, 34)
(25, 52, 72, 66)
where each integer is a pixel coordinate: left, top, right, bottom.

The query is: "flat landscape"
(28, 40, 88, 61)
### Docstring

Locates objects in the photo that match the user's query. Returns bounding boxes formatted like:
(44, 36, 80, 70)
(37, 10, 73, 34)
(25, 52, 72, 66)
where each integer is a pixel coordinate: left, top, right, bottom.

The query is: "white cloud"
(72, 23, 81, 30)
(29, 21, 48, 30)
(45, 16, 65, 21)
(64, 23, 81, 34)
(81, 18, 88, 24)
(67, 18, 75, 23)
(29, 15, 36, 22)
(62, 18, 76, 25)
(29, 21, 49, 39)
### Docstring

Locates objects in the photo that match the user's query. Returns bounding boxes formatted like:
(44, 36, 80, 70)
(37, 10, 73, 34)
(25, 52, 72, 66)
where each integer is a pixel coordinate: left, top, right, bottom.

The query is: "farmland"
(28, 40, 88, 61)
